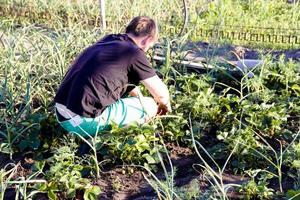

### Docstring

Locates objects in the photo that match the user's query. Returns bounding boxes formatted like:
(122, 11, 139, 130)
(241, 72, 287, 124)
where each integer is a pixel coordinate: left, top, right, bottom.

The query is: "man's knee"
(142, 97, 157, 118)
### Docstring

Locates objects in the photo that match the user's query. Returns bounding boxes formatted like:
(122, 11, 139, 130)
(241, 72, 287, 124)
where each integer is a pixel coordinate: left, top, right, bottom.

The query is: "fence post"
(99, 0, 106, 30)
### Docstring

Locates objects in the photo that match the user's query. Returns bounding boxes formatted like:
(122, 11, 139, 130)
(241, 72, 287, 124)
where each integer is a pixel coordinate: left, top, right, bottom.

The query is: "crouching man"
(54, 16, 171, 137)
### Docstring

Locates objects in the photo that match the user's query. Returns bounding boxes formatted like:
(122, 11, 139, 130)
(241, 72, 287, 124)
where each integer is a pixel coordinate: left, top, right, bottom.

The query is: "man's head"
(125, 16, 158, 52)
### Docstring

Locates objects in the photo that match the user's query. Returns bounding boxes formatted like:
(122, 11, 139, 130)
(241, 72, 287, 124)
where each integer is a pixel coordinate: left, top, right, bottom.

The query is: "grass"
(1, 0, 300, 48)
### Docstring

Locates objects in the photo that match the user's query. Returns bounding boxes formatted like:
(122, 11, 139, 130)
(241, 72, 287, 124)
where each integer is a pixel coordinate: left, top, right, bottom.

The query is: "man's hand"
(157, 102, 171, 116)
(141, 75, 171, 116)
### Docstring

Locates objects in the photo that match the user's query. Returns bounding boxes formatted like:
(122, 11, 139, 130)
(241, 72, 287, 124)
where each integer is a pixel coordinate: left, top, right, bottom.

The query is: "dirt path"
(97, 143, 249, 200)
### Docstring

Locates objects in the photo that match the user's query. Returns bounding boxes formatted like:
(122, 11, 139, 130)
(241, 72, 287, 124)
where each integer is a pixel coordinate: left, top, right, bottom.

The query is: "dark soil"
(0, 142, 249, 200)
(1, 133, 297, 199)
(96, 143, 197, 200)
(94, 143, 250, 200)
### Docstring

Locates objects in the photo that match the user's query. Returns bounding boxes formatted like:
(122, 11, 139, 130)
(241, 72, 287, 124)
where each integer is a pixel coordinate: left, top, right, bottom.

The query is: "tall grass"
(0, 21, 103, 108)
(1, 0, 300, 48)
(0, 21, 104, 157)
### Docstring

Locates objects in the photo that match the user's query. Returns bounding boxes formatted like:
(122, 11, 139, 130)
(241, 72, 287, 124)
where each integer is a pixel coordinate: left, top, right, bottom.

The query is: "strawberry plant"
(39, 137, 101, 199)
(241, 170, 274, 200)
(96, 123, 161, 166)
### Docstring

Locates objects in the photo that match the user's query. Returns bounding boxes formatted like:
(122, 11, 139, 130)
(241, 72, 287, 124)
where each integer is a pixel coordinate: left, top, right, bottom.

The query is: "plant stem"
(92, 139, 100, 179)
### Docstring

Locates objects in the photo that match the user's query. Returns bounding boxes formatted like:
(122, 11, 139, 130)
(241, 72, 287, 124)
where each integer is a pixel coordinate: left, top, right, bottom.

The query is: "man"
(54, 16, 171, 137)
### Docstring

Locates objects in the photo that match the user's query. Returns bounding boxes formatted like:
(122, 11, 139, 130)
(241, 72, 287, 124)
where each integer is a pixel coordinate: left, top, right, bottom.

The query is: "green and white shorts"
(55, 97, 156, 137)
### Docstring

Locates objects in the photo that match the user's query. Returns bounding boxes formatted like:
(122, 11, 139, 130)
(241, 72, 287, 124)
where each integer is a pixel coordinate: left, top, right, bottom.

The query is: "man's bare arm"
(141, 75, 171, 114)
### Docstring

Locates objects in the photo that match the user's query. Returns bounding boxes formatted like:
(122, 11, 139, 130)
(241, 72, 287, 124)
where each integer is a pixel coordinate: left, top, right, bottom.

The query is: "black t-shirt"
(54, 34, 156, 118)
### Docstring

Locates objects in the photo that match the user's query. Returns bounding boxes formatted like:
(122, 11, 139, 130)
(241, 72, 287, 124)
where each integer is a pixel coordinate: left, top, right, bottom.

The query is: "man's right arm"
(141, 75, 171, 115)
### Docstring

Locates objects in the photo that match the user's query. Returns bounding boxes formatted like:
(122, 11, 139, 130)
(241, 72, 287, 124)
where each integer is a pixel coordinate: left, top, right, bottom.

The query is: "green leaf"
(142, 153, 156, 164)
(18, 139, 29, 151)
(292, 84, 300, 95)
(286, 189, 300, 200)
(67, 188, 76, 199)
(48, 190, 57, 200)
(36, 161, 46, 171)
(126, 137, 136, 145)
(37, 183, 47, 191)
(138, 143, 150, 152)
(136, 134, 146, 142)
(0, 143, 10, 154)
(84, 186, 101, 200)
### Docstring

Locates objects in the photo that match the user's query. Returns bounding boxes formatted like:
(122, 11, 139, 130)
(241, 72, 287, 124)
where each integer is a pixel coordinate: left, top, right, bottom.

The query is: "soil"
(95, 143, 198, 199)
(96, 143, 249, 200)
(0, 143, 249, 200)
(1, 133, 297, 199)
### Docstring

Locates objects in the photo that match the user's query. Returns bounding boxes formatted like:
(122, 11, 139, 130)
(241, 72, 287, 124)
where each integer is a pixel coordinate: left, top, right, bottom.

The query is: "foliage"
(0, 161, 46, 200)
(0, 163, 19, 200)
(286, 189, 300, 200)
(177, 179, 200, 200)
(168, 56, 299, 165)
(39, 137, 101, 200)
(0, 72, 46, 158)
(241, 170, 274, 200)
(97, 123, 161, 166)
(142, 139, 179, 200)
(285, 141, 300, 198)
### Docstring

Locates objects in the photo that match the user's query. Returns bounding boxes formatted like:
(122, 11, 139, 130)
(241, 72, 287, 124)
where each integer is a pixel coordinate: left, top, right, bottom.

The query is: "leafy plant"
(241, 170, 274, 200)
(177, 179, 200, 200)
(189, 115, 241, 200)
(0, 163, 20, 200)
(0, 73, 45, 158)
(141, 136, 179, 200)
(285, 141, 300, 200)
(97, 123, 161, 166)
(39, 137, 101, 200)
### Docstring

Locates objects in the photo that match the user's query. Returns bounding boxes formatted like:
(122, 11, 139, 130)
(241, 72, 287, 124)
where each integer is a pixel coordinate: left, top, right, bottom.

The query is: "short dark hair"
(125, 16, 157, 38)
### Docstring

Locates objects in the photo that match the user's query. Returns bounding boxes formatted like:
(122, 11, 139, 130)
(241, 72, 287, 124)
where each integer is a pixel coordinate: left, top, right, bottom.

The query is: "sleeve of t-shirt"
(130, 49, 156, 82)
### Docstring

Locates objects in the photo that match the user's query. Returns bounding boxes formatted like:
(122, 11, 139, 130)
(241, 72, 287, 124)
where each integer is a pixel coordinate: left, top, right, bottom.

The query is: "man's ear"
(141, 36, 152, 45)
